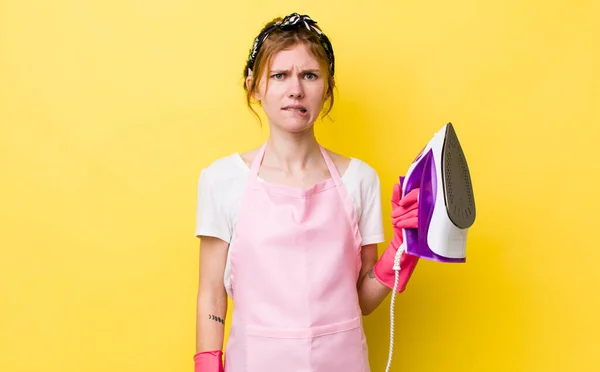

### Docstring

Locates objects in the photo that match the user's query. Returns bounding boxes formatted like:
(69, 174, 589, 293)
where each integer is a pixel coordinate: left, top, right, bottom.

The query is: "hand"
(194, 350, 224, 372)
(372, 184, 420, 293)
(391, 184, 419, 232)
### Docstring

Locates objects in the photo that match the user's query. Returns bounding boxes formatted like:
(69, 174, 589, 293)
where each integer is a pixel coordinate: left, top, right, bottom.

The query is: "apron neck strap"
(249, 142, 267, 180)
(248, 141, 343, 185)
(318, 144, 343, 185)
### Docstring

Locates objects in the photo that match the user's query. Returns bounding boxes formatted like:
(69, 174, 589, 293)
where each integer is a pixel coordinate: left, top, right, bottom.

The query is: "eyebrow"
(270, 69, 321, 74)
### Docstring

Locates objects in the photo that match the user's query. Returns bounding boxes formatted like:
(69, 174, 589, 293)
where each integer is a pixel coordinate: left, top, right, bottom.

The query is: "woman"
(193, 12, 420, 372)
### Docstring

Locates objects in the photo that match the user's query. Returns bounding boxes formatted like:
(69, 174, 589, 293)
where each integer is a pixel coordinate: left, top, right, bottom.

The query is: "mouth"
(282, 105, 308, 115)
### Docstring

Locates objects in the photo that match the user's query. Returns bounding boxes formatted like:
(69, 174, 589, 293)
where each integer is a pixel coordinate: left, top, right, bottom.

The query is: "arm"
(197, 236, 228, 351)
(357, 186, 421, 316)
(195, 236, 228, 370)
(357, 244, 391, 315)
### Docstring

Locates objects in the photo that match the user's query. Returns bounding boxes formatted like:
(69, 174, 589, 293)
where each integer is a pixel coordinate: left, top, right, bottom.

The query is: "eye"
(271, 73, 285, 80)
(304, 73, 318, 80)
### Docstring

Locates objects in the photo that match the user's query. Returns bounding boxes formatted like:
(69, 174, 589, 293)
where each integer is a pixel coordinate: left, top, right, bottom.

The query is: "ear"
(245, 76, 253, 92)
(246, 76, 262, 101)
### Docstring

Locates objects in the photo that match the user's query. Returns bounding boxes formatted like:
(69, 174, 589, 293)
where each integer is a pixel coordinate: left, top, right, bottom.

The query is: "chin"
(274, 117, 315, 134)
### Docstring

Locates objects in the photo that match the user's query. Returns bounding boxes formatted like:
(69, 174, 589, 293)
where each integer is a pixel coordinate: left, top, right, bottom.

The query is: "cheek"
(310, 85, 327, 105)
(263, 83, 286, 110)
(255, 77, 274, 100)
(261, 82, 285, 101)
(260, 91, 286, 117)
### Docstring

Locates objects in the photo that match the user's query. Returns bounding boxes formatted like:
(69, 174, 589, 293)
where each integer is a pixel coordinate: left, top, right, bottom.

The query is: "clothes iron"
(401, 122, 476, 262)
(385, 122, 476, 372)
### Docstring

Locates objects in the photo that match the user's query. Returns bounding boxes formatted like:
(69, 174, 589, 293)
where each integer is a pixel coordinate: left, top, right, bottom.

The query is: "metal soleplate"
(441, 123, 476, 229)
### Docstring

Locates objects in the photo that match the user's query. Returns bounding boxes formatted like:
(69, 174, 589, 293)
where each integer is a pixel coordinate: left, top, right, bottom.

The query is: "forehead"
(269, 43, 322, 70)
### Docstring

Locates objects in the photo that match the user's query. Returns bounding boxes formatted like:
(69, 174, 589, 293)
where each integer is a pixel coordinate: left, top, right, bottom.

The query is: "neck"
(264, 126, 321, 172)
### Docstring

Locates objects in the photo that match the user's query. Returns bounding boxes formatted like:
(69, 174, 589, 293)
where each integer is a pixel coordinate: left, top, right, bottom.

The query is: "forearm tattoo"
(368, 268, 375, 279)
(209, 314, 225, 325)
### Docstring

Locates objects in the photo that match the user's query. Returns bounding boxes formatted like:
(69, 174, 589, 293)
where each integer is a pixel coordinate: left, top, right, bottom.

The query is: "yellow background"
(1, 0, 599, 371)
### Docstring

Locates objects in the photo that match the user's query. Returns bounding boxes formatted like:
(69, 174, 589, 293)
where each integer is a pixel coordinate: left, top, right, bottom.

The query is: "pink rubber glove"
(373, 185, 420, 293)
(391, 186, 419, 228)
(194, 350, 224, 372)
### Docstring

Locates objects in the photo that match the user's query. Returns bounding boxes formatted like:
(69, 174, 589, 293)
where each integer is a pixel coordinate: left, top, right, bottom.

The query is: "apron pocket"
(245, 317, 368, 372)
(246, 324, 311, 372)
(309, 317, 368, 372)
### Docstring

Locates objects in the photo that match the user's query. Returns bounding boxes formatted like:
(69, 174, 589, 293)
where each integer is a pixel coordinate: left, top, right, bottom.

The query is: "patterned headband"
(245, 13, 335, 77)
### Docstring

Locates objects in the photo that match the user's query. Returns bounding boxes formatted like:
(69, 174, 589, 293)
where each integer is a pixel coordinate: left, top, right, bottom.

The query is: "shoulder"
(321, 147, 379, 188)
(340, 155, 384, 243)
(238, 147, 260, 168)
(324, 148, 353, 178)
(199, 152, 248, 187)
(196, 152, 248, 225)
(344, 157, 380, 188)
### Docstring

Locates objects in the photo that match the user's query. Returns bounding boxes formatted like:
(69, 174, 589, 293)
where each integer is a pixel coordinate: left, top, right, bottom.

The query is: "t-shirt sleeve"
(359, 167, 385, 246)
(195, 169, 231, 243)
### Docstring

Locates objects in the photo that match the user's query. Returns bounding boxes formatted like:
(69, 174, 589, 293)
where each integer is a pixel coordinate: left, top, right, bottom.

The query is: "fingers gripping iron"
(385, 122, 476, 372)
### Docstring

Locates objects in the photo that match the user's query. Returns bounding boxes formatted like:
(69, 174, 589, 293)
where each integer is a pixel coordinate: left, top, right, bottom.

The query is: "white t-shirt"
(195, 152, 385, 296)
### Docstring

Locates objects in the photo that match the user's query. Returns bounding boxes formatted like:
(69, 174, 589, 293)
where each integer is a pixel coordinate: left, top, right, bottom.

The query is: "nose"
(287, 76, 304, 99)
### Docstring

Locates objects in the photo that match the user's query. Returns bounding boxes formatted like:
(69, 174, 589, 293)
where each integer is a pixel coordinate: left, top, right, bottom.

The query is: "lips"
(282, 105, 308, 114)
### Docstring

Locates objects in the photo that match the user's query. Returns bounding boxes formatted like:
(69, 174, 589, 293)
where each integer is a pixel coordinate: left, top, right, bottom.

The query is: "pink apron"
(224, 142, 370, 372)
